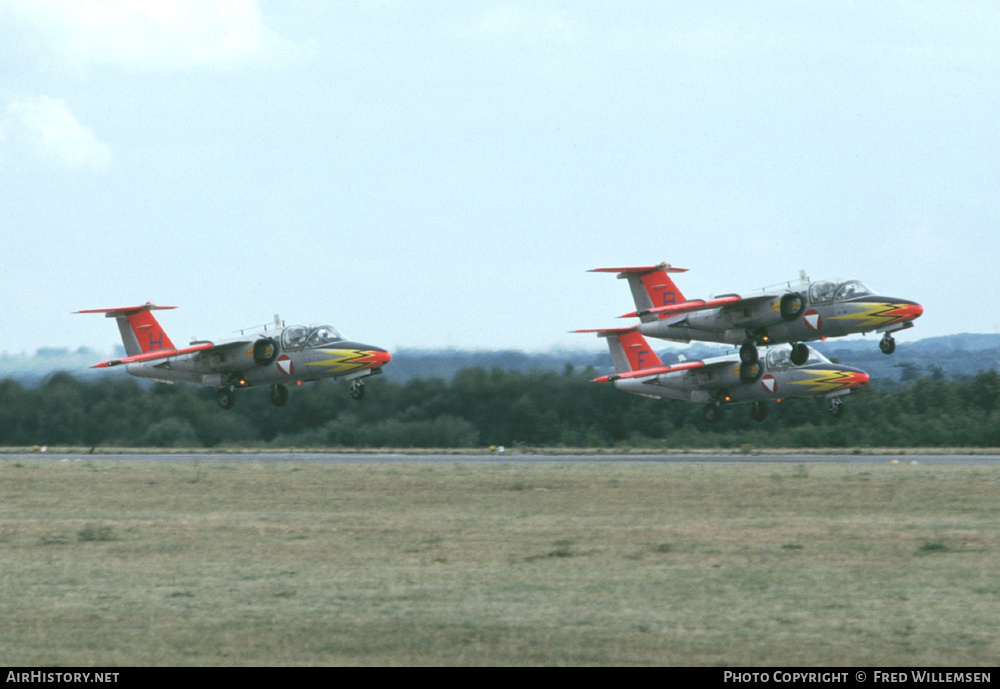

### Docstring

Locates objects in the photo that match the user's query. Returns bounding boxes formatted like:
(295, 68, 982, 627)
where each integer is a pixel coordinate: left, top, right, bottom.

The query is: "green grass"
(0, 460, 998, 665)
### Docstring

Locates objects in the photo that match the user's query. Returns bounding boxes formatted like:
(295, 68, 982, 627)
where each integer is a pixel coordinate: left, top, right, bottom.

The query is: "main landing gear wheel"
(751, 400, 768, 422)
(349, 380, 366, 400)
(879, 333, 896, 355)
(703, 403, 722, 423)
(740, 343, 759, 365)
(790, 342, 809, 366)
(216, 388, 235, 410)
(829, 398, 845, 418)
(270, 384, 289, 407)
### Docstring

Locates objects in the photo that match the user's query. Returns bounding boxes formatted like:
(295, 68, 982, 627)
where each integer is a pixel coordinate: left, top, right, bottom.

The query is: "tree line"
(0, 366, 998, 449)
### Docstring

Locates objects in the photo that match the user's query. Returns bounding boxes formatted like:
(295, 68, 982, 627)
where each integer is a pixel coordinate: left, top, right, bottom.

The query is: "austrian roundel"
(276, 354, 295, 375)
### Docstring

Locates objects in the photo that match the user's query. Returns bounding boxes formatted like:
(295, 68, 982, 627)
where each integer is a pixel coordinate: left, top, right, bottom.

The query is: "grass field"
(1, 458, 998, 666)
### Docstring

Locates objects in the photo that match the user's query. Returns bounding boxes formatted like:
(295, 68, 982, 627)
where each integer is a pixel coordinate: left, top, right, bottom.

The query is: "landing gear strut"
(879, 332, 896, 355)
(349, 380, 366, 400)
(270, 384, 289, 407)
(739, 343, 762, 382)
(216, 387, 235, 410)
(739, 342, 759, 364)
(829, 397, 845, 418)
(702, 402, 722, 423)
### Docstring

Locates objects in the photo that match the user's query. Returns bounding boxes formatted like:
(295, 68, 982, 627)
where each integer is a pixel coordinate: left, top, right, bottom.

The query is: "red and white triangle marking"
(761, 374, 777, 394)
(276, 354, 295, 375)
(803, 309, 822, 331)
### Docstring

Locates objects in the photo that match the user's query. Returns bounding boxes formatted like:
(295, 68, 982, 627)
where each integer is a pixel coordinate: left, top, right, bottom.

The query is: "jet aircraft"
(591, 264, 922, 381)
(77, 303, 391, 409)
(578, 327, 870, 422)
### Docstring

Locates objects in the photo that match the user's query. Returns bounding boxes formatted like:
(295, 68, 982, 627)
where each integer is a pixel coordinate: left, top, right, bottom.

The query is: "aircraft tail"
(581, 327, 664, 374)
(590, 263, 688, 323)
(75, 303, 177, 356)
(576, 326, 705, 383)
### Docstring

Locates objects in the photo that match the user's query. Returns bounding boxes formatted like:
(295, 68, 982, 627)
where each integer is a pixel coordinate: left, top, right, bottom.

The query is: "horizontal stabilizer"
(77, 301, 178, 357)
(572, 327, 637, 337)
(589, 263, 687, 277)
(75, 303, 177, 317)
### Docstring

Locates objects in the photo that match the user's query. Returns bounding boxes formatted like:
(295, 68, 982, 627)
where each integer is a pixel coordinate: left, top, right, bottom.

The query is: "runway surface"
(5, 451, 1000, 465)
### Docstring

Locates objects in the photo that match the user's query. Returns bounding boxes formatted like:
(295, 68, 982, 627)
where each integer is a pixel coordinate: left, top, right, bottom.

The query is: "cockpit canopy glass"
(809, 279, 874, 303)
(282, 325, 344, 350)
(834, 280, 873, 301)
(765, 345, 829, 370)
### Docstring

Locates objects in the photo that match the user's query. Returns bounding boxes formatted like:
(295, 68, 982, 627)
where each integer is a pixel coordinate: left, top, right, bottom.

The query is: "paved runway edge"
(2, 450, 998, 465)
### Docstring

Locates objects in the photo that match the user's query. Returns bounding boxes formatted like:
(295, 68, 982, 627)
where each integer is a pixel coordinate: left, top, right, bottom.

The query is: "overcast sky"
(1, 1, 997, 358)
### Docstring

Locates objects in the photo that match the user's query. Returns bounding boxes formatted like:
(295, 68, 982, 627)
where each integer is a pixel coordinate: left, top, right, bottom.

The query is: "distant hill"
(812, 333, 1000, 383)
(3, 334, 999, 386)
(0, 347, 119, 386)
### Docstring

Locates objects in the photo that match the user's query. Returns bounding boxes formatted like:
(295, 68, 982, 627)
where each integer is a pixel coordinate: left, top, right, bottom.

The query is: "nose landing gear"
(216, 387, 235, 410)
(702, 402, 722, 423)
(270, 384, 289, 407)
(879, 332, 896, 355)
(349, 380, 366, 400)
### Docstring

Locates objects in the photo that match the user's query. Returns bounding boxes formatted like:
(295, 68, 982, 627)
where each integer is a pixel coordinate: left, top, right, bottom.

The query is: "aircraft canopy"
(282, 324, 345, 350)
(765, 345, 830, 371)
(809, 279, 874, 303)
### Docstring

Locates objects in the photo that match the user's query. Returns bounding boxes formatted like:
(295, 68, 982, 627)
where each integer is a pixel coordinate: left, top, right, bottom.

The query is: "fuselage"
(124, 323, 391, 389)
(637, 278, 923, 347)
(613, 344, 869, 405)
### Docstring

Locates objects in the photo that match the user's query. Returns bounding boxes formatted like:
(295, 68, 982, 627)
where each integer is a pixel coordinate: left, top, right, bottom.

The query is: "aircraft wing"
(91, 342, 217, 368)
(90, 339, 258, 368)
(620, 293, 773, 319)
(593, 360, 705, 383)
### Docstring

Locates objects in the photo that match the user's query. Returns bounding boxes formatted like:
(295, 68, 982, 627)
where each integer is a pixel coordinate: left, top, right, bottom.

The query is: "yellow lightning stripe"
(305, 349, 378, 374)
(829, 302, 911, 329)
(789, 370, 862, 393)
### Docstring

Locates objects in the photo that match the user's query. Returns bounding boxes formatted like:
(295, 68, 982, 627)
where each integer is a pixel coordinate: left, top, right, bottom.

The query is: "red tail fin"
(576, 326, 664, 373)
(76, 303, 177, 356)
(591, 263, 688, 321)
(615, 329, 664, 371)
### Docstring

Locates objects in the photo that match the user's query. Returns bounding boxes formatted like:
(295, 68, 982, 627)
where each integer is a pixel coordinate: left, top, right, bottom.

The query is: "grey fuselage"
(613, 345, 869, 405)
(637, 279, 922, 347)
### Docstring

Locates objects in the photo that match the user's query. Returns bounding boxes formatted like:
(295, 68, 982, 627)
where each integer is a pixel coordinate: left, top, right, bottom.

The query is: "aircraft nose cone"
(887, 298, 923, 320)
(362, 346, 391, 367)
(866, 298, 923, 323)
